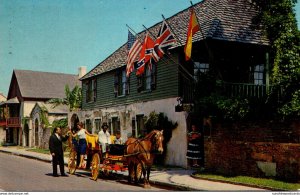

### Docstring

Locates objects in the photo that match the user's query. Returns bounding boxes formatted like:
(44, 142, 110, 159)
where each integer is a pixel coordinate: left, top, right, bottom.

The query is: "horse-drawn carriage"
(67, 134, 128, 181)
(67, 130, 164, 188)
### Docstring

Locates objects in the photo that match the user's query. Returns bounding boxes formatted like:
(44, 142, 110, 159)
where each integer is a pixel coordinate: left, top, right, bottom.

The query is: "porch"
(0, 117, 21, 128)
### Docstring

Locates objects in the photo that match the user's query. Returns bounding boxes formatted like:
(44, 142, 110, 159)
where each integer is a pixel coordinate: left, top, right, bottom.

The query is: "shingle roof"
(13, 70, 80, 99)
(37, 102, 69, 114)
(82, 0, 268, 80)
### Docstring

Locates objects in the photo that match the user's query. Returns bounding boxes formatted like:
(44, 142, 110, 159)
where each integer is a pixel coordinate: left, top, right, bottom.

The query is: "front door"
(24, 124, 29, 146)
(6, 128, 13, 143)
(35, 119, 39, 146)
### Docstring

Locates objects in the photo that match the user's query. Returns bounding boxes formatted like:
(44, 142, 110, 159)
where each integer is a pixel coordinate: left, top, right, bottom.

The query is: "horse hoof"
(143, 184, 151, 189)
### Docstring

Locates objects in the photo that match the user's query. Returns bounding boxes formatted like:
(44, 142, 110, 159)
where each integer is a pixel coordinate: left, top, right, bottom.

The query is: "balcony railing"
(0, 117, 21, 127)
(0, 119, 6, 127)
(219, 82, 273, 99)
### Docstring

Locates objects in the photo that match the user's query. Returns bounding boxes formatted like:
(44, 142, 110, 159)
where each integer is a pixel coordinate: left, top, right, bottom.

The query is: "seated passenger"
(113, 131, 123, 145)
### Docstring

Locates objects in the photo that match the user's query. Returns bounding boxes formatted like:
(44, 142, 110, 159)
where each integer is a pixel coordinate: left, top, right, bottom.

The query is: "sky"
(0, 0, 299, 97)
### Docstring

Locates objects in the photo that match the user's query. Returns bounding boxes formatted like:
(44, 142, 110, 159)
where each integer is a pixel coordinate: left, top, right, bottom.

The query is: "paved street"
(0, 153, 168, 192)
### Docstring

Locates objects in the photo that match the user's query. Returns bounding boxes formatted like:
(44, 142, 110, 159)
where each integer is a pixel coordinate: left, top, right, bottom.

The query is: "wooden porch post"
(265, 52, 270, 94)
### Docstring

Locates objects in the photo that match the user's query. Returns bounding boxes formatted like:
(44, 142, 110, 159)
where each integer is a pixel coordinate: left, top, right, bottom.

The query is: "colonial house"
(0, 69, 82, 147)
(74, 0, 273, 168)
(0, 93, 7, 145)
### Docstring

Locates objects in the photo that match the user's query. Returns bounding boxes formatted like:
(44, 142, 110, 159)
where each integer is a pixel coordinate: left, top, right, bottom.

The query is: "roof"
(36, 102, 69, 114)
(0, 97, 19, 106)
(0, 93, 6, 102)
(81, 0, 269, 80)
(13, 70, 81, 99)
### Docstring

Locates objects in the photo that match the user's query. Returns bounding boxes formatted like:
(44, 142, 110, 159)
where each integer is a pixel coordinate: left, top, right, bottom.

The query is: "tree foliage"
(144, 111, 178, 165)
(252, 0, 300, 118)
(47, 85, 82, 112)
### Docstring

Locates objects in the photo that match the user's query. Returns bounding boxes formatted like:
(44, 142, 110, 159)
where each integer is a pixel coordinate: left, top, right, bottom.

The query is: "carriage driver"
(98, 123, 111, 157)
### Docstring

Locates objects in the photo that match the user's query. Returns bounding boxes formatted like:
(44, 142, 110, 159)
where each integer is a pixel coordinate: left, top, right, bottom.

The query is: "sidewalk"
(0, 146, 267, 191)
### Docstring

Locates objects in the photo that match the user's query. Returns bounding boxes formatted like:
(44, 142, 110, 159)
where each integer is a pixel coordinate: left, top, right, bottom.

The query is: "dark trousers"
(52, 153, 65, 175)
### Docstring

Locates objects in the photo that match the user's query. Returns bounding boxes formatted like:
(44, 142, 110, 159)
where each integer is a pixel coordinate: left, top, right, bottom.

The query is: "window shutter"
(151, 64, 157, 90)
(93, 79, 97, 102)
(137, 75, 143, 92)
(125, 76, 130, 95)
(85, 81, 89, 103)
(114, 71, 119, 97)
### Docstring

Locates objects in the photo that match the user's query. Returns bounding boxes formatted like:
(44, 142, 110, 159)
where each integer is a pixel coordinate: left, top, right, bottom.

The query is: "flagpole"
(162, 14, 184, 47)
(162, 13, 198, 65)
(190, 1, 205, 40)
(142, 22, 195, 81)
(161, 15, 197, 81)
(126, 24, 144, 44)
(142, 24, 157, 40)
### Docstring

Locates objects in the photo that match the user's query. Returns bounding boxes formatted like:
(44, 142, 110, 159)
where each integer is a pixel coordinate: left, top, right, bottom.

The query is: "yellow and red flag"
(184, 8, 200, 61)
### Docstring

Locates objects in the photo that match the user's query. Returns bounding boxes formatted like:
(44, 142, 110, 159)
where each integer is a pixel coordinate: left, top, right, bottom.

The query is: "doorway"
(35, 119, 39, 146)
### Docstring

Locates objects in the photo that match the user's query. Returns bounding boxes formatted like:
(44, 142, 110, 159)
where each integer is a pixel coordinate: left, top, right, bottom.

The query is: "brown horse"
(125, 130, 164, 188)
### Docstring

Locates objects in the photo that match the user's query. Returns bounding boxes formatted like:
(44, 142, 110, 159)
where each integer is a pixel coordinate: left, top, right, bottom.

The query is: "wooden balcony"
(219, 82, 271, 99)
(0, 117, 21, 127)
(0, 119, 6, 127)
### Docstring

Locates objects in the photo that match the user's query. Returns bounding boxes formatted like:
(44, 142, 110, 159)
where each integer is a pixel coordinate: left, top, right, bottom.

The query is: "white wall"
(73, 97, 189, 167)
(0, 127, 6, 145)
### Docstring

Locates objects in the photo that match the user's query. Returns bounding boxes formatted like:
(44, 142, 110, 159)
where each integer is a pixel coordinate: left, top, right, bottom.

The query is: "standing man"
(98, 123, 111, 157)
(49, 127, 69, 177)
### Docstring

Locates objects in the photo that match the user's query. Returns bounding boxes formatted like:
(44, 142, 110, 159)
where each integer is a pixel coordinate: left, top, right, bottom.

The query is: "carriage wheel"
(68, 150, 77, 174)
(91, 153, 100, 181)
(102, 159, 111, 177)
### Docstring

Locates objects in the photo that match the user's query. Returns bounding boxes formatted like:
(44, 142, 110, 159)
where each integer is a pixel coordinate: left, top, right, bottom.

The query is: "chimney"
(78, 66, 87, 78)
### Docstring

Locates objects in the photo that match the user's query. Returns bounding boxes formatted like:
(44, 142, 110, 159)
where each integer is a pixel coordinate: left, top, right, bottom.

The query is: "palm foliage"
(47, 85, 82, 111)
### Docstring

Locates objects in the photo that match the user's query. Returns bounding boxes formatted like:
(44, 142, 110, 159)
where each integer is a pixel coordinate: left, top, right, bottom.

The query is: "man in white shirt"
(98, 123, 111, 156)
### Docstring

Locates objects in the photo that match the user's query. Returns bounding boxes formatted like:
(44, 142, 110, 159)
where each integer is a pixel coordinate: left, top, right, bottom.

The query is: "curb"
(111, 171, 200, 191)
(190, 172, 283, 191)
(0, 149, 68, 165)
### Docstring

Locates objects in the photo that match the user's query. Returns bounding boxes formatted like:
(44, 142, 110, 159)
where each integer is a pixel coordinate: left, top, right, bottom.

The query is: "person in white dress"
(69, 122, 92, 168)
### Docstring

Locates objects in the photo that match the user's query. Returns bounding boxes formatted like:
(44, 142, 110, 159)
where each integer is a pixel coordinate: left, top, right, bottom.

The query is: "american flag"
(153, 20, 176, 62)
(126, 30, 142, 77)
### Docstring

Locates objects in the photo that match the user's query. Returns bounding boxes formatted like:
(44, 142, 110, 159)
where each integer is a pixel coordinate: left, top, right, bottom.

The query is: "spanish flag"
(184, 8, 200, 61)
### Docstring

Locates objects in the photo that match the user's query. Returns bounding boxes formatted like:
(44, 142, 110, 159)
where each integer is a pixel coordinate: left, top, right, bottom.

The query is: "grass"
(193, 172, 300, 191)
(26, 148, 50, 154)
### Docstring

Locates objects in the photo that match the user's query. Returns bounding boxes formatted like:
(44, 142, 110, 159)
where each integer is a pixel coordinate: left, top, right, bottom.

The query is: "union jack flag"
(153, 20, 176, 62)
(126, 30, 142, 77)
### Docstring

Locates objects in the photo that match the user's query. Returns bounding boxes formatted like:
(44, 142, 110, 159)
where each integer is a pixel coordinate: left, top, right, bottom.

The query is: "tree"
(252, 0, 300, 118)
(144, 111, 178, 165)
(47, 85, 82, 112)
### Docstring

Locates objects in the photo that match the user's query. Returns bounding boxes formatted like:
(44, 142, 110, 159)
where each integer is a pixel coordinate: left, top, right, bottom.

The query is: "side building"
(0, 69, 82, 147)
(0, 93, 7, 145)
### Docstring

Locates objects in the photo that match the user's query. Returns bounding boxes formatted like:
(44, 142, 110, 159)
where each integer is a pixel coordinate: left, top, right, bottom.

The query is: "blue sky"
(0, 0, 299, 97)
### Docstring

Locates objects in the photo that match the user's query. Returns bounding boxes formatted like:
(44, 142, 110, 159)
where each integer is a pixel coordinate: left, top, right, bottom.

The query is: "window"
(114, 68, 129, 97)
(111, 117, 120, 136)
(137, 64, 156, 92)
(194, 62, 209, 79)
(94, 118, 101, 134)
(85, 119, 92, 134)
(136, 115, 145, 138)
(131, 117, 136, 138)
(254, 64, 264, 85)
(86, 79, 97, 102)
(111, 117, 120, 135)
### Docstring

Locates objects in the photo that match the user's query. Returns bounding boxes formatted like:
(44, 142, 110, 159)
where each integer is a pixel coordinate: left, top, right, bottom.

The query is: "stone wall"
(203, 120, 300, 182)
